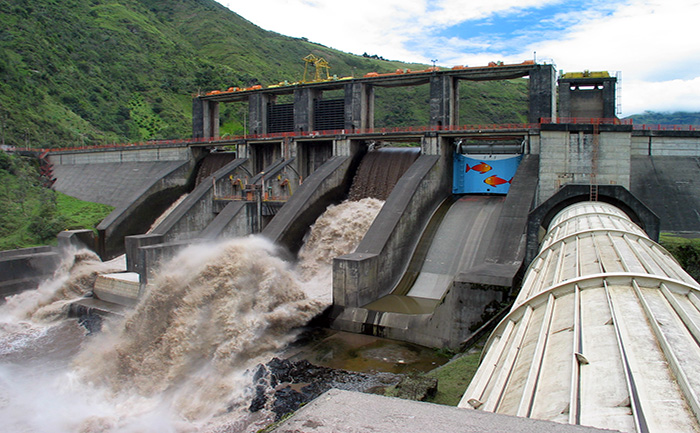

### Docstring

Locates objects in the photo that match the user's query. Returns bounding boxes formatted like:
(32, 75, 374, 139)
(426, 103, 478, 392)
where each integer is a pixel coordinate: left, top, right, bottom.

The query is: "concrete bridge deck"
(199, 61, 544, 103)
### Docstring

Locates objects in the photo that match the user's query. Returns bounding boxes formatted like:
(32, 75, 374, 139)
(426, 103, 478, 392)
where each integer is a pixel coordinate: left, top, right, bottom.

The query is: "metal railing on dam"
(7, 120, 699, 155)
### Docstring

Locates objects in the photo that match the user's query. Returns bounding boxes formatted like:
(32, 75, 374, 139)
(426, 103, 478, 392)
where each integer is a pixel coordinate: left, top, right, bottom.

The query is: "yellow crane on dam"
(302, 54, 331, 83)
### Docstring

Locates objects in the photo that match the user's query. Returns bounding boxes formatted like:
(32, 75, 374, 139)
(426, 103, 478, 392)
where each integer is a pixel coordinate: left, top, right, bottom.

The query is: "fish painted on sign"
(465, 162, 492, 174)
(484, 175, 512, 187)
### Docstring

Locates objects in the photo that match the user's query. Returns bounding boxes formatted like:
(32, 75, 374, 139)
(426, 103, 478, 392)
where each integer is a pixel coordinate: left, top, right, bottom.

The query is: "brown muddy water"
(0, 197, 416, 432)
(0, 151, 440, 432)
(286, 328, 448, 375)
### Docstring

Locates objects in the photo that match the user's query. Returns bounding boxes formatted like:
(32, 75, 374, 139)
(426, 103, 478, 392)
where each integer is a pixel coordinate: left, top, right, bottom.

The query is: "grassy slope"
(659, 233, 700, 282)
(424, 347, 483, 406)
(56, 191, 114, 233)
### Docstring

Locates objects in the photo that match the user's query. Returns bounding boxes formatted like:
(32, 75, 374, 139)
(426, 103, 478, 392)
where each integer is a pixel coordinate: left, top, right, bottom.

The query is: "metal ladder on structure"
(589, 123, 600, 201)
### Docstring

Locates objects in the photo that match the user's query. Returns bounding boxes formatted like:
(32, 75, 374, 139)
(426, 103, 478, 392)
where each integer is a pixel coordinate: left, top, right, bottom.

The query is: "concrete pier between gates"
(262, 155, 360, 253)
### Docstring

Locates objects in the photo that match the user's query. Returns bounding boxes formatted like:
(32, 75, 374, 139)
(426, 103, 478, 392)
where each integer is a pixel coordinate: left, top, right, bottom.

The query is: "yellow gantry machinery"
(302, 54, 331, 83)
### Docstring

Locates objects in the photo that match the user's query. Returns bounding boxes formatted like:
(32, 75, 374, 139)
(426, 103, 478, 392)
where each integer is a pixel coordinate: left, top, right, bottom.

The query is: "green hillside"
(0, 0, 528, 149)
(625, 111, 700, 126)
(0, 152, 113, 249)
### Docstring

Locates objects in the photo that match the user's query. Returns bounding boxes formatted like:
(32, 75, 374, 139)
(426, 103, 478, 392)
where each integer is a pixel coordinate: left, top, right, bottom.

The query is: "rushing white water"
(1, 248, 120, 325)
(0, 248, 124, 433)
(0, 198, 384, 432)
(297, 197, 384, 301)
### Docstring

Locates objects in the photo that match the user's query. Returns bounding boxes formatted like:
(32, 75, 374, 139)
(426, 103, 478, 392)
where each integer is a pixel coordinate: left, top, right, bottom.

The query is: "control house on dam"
(40, 61, 700, 354)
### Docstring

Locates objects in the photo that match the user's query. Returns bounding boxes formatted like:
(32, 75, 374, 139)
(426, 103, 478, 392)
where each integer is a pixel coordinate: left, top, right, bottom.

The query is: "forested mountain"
(2, 0, 698, 150)
(0, 0, 419, 147)
(0, 0, 534, 149)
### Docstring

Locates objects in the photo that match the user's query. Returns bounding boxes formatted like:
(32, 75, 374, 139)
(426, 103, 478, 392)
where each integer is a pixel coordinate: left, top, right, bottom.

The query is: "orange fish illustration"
(484, 175, 512, 187)
(465, 162, 492, 174)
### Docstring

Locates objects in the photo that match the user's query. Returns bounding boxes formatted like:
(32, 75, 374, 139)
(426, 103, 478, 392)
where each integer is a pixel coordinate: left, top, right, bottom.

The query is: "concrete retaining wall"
(0, 231, 102, 298)
(631, 132, 700, 156)
(0, 246, 61, 297)
(50, 144, 201, 259)
(95, 161, 192, 258)
(49, 144, 190, 165)
(52, 160, 193, 208)
(630, 155, 700, 232)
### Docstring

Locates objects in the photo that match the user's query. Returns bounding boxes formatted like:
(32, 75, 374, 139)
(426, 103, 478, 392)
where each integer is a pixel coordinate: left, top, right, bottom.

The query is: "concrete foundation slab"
(271, 389, 618, 433)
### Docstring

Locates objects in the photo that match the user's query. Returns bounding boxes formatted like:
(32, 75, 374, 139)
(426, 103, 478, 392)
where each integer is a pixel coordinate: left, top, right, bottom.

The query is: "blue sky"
(222, 0, 700, 116)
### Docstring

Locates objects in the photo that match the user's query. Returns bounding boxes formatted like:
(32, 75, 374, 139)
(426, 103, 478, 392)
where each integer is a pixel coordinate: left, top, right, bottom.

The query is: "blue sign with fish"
(453, 153, 522, 194)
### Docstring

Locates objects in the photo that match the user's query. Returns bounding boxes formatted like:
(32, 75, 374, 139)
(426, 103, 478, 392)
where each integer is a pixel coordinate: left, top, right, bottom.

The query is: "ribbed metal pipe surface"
(459, 201, 700, 433)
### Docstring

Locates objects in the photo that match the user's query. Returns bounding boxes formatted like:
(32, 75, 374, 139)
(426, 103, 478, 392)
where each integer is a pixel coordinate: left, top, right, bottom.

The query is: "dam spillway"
(0, 143, 433, 431)
(365, 195, 506, 314)
(28, 117, 700, 354)
(348, 147, 420, 201)
(0, 195, 389, 431)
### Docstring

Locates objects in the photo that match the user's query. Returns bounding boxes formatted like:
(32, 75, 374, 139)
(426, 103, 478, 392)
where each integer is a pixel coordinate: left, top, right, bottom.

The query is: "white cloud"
(416, 0, 562, 28)
(514, 0, 700, 114)
(220, 0, 700, 116)
(527, 1, 700, 74)
(225, 0, 427, 60)
(624, 77, 700, 115)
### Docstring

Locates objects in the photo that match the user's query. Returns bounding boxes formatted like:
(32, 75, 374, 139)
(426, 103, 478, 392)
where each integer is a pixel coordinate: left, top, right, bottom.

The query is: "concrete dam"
(3, 62, 700, 432)
(13, 63, 700, 349)
(42, 132, 541, 348)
